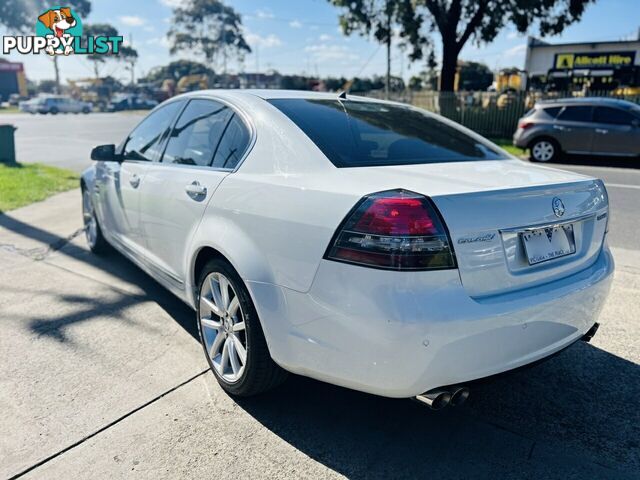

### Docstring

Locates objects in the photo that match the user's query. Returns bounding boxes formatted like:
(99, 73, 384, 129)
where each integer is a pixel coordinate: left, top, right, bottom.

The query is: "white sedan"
(81, 90, 613, 409)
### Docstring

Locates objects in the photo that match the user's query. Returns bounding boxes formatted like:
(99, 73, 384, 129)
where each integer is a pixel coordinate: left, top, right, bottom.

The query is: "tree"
(37, 80, 58, 94)
(82, 24, 137, 84)
(458, 61, 493, 91)
(83, 23, 119, 79)
(409, 75, 423, 91)
(168, 0, 251, 76)
(416, 0, 596, 91)
(141, 60, 214, 84)
(0, 0, 91, 33)
(280, 75, 312, 91)
(324, 77, 349, 91)
(0, 0, 91, 94)
(119, 45, 139, 85)
(329, 0, 426, 99)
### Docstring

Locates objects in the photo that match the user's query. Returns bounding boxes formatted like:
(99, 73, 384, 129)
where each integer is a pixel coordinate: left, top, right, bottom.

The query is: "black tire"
(529, 137, 560, 163)
(50, 107, 59, 115)
(82, 187, 110, 254)
(197, 258, 287, 396)
(82, 107, 90, 114)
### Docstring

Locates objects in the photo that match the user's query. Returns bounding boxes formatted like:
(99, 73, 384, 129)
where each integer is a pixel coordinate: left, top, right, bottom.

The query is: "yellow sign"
(555, 54, 574, 69)
(554, 51, 635, 70)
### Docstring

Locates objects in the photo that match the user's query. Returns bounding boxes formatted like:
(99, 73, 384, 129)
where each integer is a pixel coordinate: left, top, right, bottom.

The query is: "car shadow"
(0, 212, 199, 341)
(235, 343, 640, 478)
(1, 212, 639, 478)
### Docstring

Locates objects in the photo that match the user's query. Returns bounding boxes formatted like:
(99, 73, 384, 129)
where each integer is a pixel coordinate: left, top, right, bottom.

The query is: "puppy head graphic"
(38, 8, 76, 38)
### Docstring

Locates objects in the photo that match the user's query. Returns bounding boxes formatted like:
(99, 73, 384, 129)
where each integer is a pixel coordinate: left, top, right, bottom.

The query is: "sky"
(2, 0, 639, 84)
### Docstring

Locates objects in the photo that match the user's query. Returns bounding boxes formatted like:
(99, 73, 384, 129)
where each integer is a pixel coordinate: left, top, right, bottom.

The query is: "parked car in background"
(8, 93, 28, 106)
(107, 94, 158, 112)
(513, 98, 640, 162)
(18, 98, 40, 113)
(20, 95, 92, 114)
(82, 90, 613, 408)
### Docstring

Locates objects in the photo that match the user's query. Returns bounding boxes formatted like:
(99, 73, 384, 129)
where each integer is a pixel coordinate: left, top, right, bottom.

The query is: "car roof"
(537, 97, 639, 110)
(175, 89, 370, 102)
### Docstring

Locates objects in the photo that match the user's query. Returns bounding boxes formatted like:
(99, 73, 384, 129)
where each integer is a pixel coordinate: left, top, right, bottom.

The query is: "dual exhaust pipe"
(414, 385, 470, 410)
(415, 322, 599, 411)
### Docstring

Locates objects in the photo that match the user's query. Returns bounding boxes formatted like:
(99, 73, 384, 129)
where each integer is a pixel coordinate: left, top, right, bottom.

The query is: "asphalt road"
(550, 162, 639, 251)
(3, 112, 144, 172)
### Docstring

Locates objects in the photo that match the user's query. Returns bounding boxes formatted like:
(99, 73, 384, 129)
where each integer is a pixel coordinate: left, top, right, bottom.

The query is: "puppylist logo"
(2, 6, 123, 56)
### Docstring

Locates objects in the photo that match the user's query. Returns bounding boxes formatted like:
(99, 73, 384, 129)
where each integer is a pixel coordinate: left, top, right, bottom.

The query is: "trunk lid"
(431, 179, 608, 297)
(331, 160, 609, 297)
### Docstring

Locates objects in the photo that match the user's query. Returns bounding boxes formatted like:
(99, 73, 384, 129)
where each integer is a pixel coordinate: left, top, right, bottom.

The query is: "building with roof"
(523, 33, 640, 93)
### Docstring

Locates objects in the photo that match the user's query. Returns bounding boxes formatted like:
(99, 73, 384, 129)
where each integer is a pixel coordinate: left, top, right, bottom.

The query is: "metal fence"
(364, 90, 640, 139)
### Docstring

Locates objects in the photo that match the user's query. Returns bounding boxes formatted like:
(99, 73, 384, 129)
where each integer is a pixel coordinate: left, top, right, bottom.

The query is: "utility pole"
(52, 56, 60, 94)
(129, 33, 135, 85)
(255, 44, 259, 87)
(385, 0, 391, 100)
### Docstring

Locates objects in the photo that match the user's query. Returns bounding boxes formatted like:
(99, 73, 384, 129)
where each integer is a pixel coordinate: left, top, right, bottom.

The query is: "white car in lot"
(20, 95, 92, 114)
(81, 90, 613, 409)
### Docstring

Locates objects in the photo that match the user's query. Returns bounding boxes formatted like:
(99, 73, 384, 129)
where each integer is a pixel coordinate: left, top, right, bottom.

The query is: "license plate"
(520, 224, 576, 265)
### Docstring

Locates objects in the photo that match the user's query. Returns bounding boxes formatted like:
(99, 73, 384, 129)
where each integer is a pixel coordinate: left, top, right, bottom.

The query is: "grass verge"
(489, 138, 527, 158)
(0, 106, 21, 114)
(0, 162, 78, 212)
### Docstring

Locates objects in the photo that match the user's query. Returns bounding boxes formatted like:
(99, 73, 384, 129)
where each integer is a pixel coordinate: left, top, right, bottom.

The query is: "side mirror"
(90, 144, 120, 162)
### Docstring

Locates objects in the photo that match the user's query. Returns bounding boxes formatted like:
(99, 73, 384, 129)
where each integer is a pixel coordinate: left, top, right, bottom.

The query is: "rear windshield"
(269, 99, 508, 167)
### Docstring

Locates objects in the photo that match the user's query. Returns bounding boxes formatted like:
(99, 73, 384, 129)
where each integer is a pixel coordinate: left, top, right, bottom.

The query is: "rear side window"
(557, 106, 592, 122)
(269, 99, 507, 168)
(593, 106, 637, 125)
(211, 114, 251, 169)
(162, 99, 233, 166)
(542, 106, 562, 118)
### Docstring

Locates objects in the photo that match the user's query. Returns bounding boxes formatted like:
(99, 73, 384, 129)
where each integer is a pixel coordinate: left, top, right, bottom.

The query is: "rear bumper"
(512, 129, 529, 148)
(249, 245, 614, 398)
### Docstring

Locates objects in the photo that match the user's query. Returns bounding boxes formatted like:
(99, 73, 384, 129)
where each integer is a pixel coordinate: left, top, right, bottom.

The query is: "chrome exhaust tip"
(414, 389, 452, 410)
(449, 386, 470, 407)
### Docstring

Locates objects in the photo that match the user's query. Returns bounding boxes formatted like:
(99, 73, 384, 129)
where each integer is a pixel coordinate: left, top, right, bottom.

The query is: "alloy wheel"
(532, 141, 554, 162)
(82, 189, 98, 248)
(199, 272, 247, 383)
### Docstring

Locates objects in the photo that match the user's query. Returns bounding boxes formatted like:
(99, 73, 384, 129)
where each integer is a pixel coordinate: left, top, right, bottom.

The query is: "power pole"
(385, 1, 391, 100)
(129, 33, 135, 85)
(52, 56, 60, 94)
(255, 44, 259, 87)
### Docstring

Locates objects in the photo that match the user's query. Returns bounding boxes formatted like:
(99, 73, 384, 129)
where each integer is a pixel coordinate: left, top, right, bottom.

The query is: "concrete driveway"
(1, 190, 639, 479)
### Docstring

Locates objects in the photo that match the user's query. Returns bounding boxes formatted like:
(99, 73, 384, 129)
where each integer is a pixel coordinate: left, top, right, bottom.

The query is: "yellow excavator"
(68, 78, 112, 111)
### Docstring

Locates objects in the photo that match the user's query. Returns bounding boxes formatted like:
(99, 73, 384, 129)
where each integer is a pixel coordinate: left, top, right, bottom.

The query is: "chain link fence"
(363, 90, 640, 139)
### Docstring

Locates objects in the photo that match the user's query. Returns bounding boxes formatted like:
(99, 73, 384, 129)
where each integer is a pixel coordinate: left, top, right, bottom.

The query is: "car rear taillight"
(325, 189, 456, 270)
(518, 120, 533, 130)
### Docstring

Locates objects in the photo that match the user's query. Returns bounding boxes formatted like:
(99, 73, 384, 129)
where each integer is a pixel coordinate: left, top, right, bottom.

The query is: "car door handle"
(129, 174, 140, 188)
(185, 181, 207, 198)
(553, 125, 566, 131)
(595, 128, 609, 134)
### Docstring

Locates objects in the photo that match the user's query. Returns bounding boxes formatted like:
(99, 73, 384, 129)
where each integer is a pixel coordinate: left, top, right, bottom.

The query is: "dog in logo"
(38, 7, 76, 55)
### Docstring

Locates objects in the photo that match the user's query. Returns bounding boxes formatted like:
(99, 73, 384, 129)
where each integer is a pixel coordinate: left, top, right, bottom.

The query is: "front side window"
(269, 99, 507, 168)
(163, 99, 233, 167)
(557, 106, 592, 123)
(123, 101, 183, 162)
(593, 106, 637, 126)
